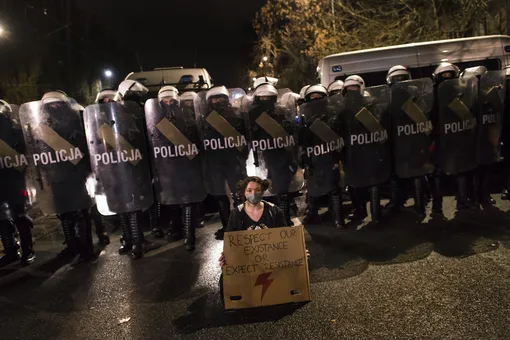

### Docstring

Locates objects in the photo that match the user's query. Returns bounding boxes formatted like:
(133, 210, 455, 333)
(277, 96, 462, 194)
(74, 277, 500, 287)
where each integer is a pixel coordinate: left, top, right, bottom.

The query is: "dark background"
(0, 0, 266, 102)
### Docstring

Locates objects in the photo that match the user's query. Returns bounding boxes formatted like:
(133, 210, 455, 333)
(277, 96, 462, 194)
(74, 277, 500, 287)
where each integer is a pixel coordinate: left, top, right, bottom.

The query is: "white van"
(318, 35, 510, 88)
(125, 67, 213, 98)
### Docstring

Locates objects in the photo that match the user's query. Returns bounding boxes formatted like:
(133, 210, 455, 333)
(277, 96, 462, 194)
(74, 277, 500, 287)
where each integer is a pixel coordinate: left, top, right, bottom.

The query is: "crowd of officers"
(0, 61, 507, 266)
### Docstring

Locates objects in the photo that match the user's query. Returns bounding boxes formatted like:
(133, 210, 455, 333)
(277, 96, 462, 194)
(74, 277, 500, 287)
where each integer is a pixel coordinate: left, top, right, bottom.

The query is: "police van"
(125, 67, 213, 99)
(317, 35, 510, 87)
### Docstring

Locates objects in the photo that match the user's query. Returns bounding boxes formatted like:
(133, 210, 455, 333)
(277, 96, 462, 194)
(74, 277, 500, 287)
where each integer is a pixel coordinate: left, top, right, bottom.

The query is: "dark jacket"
(226, 200, 287, 232)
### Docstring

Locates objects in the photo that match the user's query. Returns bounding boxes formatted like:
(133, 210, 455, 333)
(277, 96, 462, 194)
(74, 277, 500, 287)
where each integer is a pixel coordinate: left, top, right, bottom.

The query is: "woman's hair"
(236, 176, 271, 196)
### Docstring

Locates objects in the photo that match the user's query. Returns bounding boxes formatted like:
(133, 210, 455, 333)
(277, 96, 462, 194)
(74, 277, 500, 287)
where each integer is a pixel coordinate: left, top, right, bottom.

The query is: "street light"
(104, 69, 113, 78)
(0, 26, 4, 36)
(262, 56, 268, 62)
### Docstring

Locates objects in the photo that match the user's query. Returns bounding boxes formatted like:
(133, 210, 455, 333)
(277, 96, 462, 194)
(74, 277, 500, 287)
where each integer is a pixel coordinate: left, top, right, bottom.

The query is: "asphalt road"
(1, 196, 510, 340)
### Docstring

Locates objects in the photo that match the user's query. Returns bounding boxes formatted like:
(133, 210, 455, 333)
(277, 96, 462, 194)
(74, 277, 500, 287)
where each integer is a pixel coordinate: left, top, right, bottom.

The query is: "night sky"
(76, 0, 267, 87)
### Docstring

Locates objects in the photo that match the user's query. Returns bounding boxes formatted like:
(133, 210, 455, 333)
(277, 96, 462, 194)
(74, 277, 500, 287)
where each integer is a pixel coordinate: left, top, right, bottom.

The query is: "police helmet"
(304, 84, 328, 102)
(343, 75, 365, 95)
(386, 65, 411, 85)
(433, 62, 460, 84)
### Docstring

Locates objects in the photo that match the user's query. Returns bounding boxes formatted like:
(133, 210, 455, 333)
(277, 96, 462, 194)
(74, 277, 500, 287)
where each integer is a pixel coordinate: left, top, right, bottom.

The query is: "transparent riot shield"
(341, 85, 391, 188)
(19, 101, 93, 214)
(196, 90, 249, 196)
(144, 98, 206, 205)
(83, 101, 154, 214)
(246, 94, 304, 195)
(390, 78, 435, 178)
(298, 97, 344, 197)
(0, 105, 30, 209)
(437, 77, 478, 175)
(477, 70, 505, 165)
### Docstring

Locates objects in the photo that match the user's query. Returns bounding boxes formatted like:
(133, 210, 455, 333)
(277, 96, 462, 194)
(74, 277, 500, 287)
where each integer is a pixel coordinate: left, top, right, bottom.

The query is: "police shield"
(477, 70, 505, 165)
(299, 97, 344, 197)
(0, 105, 30, 209)
(341, 85, 391, 188)
(197, 89, 249, 196)
(390, 78, 434, 178)
(144, 98, 206, 205)
(19, 101, 93, 215)
(84, 101, 154, 213)
(437, 77, 478, 175)
(246, 95, 303, 195)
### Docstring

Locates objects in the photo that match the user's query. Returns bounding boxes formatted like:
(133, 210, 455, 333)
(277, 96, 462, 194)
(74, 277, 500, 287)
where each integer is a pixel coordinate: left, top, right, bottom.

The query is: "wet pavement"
(1, 196, 510, 340)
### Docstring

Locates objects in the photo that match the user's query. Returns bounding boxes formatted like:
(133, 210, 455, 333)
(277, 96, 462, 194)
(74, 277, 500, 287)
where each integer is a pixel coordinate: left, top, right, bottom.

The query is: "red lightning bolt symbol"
(255, 272, 274, 302)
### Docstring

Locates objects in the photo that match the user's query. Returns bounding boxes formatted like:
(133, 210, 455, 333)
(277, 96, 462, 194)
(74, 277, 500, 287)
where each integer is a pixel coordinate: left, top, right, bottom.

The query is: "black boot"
(303, 194, 319, 224)
(16, 215, 35, 266)
(431, 174, 443, 217)
(183, 205, 196, 252)
(347, 188, 368, 221)
(57, 214, 80, 259)
(129, 212, 145, 260)
(369, 186, 382, 223)
(277, 193, 293, 226)
(413, 177, 426, 217)
(91, 205, 110, 246)
(77, 210, 95, 262)
(166, 205, 183, 242)
(152, 202, 165, 238)
(0, 220, 20, 267)
(384, 177, 403, 214)
(118, 213, 133, 254)
(215, 196, 231, 240)
(456, 174, 470, 211)
(330, 191, 345, 229)
(479, 167, 495, 206)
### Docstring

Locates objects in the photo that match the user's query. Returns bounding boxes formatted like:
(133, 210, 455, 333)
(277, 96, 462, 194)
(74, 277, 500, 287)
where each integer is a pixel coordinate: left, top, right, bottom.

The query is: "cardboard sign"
(222, 226, 311, 309)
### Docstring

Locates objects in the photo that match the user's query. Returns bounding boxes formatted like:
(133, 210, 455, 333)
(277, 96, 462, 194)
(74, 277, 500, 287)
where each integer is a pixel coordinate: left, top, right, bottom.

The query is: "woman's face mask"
(246, 192, 263, 205)
(245, 181, 263, 204)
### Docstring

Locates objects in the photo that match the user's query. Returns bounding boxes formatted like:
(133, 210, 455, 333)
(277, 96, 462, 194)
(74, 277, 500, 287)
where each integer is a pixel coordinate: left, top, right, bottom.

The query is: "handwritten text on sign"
(222, 226, 310, 309)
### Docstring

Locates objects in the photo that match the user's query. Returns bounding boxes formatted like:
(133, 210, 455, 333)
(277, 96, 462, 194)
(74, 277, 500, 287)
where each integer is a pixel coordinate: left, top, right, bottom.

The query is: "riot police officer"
(144, 86, 206, 251)
(95, 89, 117, 104)
(85, 80, 157, 259)
(20, 91, 94, 261)
(246, 81, 300, 226)
(198, 86, 249, 240)
(0, 100, 36, 267)
(433, 62, 478, 214)
(299, 85, 345, 228)
(387, 65, 434, 217)
(340, 75, 391, 223)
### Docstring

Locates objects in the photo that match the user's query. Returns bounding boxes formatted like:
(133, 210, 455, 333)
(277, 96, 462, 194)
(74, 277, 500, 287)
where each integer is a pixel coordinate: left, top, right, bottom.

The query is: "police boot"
(348, 188, 368, 221)
(278, 193, 294, 226)
(330, 191, 345, 229)
(16, 215, 35, 266)
(369, 186, 382, 223)
(166, 206, 183, 242)
(129, 212, 145, 260)
(183, 205, 196, 252)
(384, 177, 403, 214)
(479, 168, 495, 206)
(413, 177, 426, 217)
(456, 175, 471, 211)
(215, 196, 231, 240)
(303, 194, 319, 224)
(0, 220, 20, 267)
(57, 214, 80, 259)
(77, 211, 95, 262)
(431, 175, 443, 217)
(152, 202, 165, 239)
(118, 213, 133, 254)
(92, 205, 110, 246)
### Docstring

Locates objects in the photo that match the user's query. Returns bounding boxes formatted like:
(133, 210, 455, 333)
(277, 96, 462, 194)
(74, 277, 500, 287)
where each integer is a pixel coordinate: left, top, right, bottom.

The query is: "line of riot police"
(290, 62, 506, 225)
(0, 61, 506, 266)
